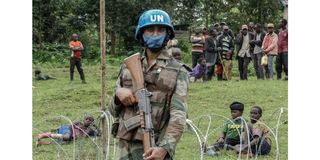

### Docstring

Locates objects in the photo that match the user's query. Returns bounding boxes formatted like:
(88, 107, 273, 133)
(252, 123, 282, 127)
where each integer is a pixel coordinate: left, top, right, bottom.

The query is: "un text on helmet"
(150, 15, 164, 22)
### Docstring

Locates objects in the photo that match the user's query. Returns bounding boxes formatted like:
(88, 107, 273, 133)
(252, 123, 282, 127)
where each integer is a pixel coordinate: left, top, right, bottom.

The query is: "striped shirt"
(222, 36, 230, 59)
(191, 35, 205, 54)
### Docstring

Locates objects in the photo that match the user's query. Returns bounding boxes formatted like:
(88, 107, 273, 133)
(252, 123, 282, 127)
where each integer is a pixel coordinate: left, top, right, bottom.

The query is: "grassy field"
(32, 61, 288, 160)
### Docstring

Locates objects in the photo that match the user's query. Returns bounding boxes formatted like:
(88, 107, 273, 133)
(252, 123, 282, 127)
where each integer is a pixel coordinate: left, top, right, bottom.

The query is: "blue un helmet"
(135, 9, 175, 40)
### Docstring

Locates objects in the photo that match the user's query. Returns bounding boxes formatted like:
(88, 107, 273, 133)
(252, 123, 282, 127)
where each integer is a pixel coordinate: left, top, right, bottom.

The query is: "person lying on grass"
(189, 58, 207, 83)
(203, 102, 248, 157)
(34, 69, 56, 81)
(36, 115, 101, 147)
(233, 106, 271, 157)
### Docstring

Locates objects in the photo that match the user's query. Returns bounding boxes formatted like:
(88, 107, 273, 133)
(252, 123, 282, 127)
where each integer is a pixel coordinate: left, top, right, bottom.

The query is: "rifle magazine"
(124, 115, 141, 131)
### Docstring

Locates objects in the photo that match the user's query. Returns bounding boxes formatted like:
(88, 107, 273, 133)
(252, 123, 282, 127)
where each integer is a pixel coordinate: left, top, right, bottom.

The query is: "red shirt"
(202, 35, 209, 51)
(278, 29, 288, 53)
(69, 41, 83, 58)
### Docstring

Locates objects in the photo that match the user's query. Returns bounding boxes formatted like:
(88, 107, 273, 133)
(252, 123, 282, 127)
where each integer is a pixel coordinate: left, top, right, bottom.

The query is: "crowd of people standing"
(189, 20, 288, 82)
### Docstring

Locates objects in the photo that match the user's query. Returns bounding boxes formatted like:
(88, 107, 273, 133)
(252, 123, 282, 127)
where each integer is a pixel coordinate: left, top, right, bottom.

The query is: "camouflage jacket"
(108, 48, 190, 159)
(35, 74, 49, 80)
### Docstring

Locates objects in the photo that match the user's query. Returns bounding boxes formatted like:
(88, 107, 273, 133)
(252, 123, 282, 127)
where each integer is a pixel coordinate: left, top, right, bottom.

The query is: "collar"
(267, 32, 275, 36)
(199, 65, 206, 69)
(280, 28, 287, 32)
(141, 47, 170, 61)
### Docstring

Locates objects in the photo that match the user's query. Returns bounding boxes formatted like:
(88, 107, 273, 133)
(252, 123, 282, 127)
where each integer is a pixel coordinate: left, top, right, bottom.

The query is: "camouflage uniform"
(35, 74, 50, 80)
(108, 48, 190, 160)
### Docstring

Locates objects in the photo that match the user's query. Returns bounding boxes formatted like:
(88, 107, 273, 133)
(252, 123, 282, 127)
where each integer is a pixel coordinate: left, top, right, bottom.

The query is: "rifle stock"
(124, 53, 144, 90)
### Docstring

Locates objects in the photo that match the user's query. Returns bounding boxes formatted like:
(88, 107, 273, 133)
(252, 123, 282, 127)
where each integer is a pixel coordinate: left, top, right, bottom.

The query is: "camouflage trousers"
(117, 139, 144, 160)
(117, 139, 172, 160)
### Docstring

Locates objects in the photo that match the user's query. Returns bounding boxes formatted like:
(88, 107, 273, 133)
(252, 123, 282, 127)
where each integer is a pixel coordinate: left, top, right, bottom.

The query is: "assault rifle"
(124, 53, 155, 152)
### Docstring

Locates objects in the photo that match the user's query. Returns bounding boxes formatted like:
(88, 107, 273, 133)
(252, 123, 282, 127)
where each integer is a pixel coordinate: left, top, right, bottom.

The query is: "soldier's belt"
(124, 115, 141, 131)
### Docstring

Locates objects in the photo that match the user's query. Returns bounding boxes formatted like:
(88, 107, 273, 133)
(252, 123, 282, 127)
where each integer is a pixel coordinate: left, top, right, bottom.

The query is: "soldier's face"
(143, 25, 167, 37)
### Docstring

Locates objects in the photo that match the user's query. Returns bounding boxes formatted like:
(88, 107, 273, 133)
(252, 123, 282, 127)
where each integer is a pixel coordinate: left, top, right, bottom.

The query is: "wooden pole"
(100, 0, 107, 159)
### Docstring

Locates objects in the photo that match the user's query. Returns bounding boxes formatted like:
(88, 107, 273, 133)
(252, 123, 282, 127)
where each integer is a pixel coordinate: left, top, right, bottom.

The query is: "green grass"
(33, 62, 288, 160)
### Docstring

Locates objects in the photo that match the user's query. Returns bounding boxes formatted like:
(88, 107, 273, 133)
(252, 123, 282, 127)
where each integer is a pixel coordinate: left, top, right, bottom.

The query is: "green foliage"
(177, 37, 193, 65)
(32, 43, 69, 64)
(32, 42, 102, 67)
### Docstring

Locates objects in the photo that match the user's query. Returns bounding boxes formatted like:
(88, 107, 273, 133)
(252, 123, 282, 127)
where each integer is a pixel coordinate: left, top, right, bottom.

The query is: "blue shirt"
(189, 64, 207, 78)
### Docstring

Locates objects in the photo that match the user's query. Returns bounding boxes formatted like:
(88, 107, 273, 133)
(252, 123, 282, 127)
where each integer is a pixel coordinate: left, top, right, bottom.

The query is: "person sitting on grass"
(189, 58, 207, 83)
(203, 102, 248, 157)
(233, 106, 271, 157)
(36, 115, 101, 147)
(34, 69, 56, 81)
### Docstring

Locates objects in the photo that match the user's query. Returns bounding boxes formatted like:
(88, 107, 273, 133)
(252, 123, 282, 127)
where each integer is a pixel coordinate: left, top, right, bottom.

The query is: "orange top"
(69, 41, 82, 58)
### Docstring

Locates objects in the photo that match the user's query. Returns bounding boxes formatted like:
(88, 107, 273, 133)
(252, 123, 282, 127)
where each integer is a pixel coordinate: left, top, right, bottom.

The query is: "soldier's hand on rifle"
(142, 147, 167, 160)
(115, 88, 136, 106)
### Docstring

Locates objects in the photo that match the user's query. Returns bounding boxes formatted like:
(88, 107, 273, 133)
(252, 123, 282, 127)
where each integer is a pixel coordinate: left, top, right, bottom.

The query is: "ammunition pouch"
(124, 115, 141, 131)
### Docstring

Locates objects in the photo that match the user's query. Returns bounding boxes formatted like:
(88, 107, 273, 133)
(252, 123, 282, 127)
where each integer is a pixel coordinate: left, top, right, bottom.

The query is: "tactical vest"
(115, 57, 183, 142)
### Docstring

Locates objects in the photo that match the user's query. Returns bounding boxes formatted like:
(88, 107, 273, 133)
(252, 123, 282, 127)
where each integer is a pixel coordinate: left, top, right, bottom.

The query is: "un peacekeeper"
(108, 9, 190, 160)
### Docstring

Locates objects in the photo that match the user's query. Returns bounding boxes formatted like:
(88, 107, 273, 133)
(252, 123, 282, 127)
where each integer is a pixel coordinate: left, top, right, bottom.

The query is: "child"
(204, 102, 248, 156)
(172, 48, 183, 63)
(34, 69, 56, 80)
(36, 115, 100, 147)
(233, 106, 271, 156)
(189, 58, 207, 83)
(222, 53, 233, 81)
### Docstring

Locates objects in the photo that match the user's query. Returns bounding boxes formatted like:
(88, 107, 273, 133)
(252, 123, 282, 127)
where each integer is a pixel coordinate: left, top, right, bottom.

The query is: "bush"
(33, 43, 102, 65)
(177, 37, 192, 65)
